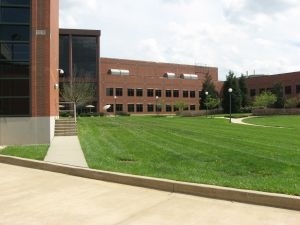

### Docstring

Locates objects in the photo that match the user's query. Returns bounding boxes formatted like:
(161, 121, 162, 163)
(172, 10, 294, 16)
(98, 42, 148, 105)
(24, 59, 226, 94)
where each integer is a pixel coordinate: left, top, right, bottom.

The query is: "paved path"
(231, 117, 284, 128)
(1, 163, 299, 225)
(44, 136, 88, 167)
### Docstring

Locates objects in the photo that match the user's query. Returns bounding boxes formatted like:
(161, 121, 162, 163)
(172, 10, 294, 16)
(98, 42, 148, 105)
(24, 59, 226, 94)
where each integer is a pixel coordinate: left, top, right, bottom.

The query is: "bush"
(78, 112, 104, 117)
(59, 111, 71, 117)
(116, 111, 130, 116)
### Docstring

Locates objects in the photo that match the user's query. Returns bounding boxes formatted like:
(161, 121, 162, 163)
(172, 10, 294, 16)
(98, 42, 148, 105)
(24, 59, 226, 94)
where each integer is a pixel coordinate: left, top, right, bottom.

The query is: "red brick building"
(100, 58, 220, 114)
(246, 71, 300, 98)
(0, 0, 59, 145)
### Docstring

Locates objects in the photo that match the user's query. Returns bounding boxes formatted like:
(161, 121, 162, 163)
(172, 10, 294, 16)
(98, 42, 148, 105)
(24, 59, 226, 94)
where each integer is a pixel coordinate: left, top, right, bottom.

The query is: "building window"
(199, 91, 201, 98)
(190, 105, 196, 111)
(166, 89, 172, 97)
(136, 88, 143, 97)
(190, 91, 195, 98)
(173, 90, 179, 98)
(128, 104, 134, 112)
(106, 88, 114, 96)
(116, 104, 123, 112)
(183, 90, 189, 98)
(136, 104, 143, 112)
(147, 104, 154, 112)
(173, 105, 179, 112)
(147, 89, 154, 97)
(166, 104, 172, 112)
(250, 89, 256, 97)
(116, 88, 123, 96)
(259, 88, 265, 94)
(127, 88, 134, 96)
(155, 89, 162, 97)
(285, 86, 291, 95)
(296, 85, 300, 93)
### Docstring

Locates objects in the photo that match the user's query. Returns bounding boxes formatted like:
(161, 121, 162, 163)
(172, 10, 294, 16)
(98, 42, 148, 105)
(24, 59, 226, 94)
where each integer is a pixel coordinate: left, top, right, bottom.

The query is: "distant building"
(246, 71, 300, 98)
(100, 58, 219, 114)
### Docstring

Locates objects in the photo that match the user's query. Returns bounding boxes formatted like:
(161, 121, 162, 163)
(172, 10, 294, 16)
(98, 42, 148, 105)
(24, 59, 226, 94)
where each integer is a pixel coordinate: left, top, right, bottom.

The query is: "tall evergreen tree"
(238, 74, 249, 108)
(199, 74, 218, 109)
(271, 82, 285, 108)
(222, 71, 242, 113)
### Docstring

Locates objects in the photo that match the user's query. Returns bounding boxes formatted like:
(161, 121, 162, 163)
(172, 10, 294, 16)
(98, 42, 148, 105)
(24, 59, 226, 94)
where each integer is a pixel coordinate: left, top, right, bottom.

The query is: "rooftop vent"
(163, 72, 176, 79)
(108, 69, 129, 76)
(180, 74, 198, 80)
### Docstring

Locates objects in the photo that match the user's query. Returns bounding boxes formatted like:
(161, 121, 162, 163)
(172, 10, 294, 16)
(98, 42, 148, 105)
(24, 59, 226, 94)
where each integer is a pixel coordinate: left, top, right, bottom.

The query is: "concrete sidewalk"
(1, 163, 299, 225)
(44, 136, 88, 167)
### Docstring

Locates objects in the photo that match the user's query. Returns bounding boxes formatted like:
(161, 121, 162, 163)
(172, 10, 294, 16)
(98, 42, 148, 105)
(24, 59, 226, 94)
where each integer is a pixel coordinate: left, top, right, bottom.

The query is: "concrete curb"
(0, 155, 299, 211)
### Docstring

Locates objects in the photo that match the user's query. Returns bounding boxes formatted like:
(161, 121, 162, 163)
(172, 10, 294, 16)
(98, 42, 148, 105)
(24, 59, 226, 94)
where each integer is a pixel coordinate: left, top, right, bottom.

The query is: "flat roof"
(59, 28, 101, 36)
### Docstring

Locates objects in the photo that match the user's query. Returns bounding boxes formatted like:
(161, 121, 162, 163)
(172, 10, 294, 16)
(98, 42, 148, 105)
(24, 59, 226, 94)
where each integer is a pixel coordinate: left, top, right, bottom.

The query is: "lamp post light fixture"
(205, 91, 208, 117)
(114, 95, 117, 116)
(228, 88, 233, 123)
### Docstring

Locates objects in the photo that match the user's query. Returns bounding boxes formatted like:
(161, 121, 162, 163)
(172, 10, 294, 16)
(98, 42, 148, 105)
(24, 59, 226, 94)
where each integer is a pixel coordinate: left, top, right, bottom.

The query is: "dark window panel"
(127, 88, 134, 96)
(59, 35, 69, 77)
(136, 88, 143, 97)
(116, 104, 123, 112)
(190, 91, 195, 98)
(147, 88, 153, 97)
(128, 104, 134, 112)
(147, 104, 153, 112)
(166, 104, 172, 112)
(72, 36, 97, 77)
(183, 90, 188, 98)
(155, 89, 161, 97)
(106, 103, 113, 112)
(0, 0, 30, 5)
(0, 78, 29, 96)
(0, 61, 29, 77)
(136, 104, 143, 112)
(0, 7, 30, 23)
(165, 89, 172, 97)
(0, 97, 29, 116)
(106, 88, 113, 96)
(285, 86, 291, 95)
(190, 105, 196, 111)
(0, 25, 29, 41)
(0, 43, 29, 61)
(250, 89, 256, 97)
(116, 88, 123, 96)
(296, 85, 300, 93)
(173, 90, 179, 97)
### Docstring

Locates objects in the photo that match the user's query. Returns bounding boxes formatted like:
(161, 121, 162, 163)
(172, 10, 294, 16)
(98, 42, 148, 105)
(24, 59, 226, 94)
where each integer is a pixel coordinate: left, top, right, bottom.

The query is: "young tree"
(222, 71, 242, 113)
(205, 95, 220, 117)
(60, 76, 96, 109)
(173, 101, 188, 113)
(199, 74, 218, 109)
(253, 91, 276, 108)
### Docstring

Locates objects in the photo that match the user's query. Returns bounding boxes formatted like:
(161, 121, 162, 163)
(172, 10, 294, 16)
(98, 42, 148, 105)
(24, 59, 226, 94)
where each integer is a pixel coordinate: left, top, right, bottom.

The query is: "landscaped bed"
(77, 115, 300, 196)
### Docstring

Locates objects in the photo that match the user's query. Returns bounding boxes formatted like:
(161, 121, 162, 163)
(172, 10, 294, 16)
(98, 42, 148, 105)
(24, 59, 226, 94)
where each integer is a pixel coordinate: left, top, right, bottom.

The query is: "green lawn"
(78, 115, 300, 196)
(244, 115, 300, 129)
(0, 145, 49, 160)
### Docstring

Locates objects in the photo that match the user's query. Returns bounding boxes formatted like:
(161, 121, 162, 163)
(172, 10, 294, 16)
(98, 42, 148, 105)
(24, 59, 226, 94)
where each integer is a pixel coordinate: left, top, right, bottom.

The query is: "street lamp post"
(114, 95, 117, 116)
(205, 91, 208, 117)
(155, 96, 159, 115)
(228, 88, 233, 123)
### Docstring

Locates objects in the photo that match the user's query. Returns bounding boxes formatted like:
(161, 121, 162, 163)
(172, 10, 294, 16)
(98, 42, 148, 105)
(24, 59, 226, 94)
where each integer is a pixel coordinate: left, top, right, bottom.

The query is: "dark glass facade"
(0, 0, 30, 116)
(59, 29, 100, 110)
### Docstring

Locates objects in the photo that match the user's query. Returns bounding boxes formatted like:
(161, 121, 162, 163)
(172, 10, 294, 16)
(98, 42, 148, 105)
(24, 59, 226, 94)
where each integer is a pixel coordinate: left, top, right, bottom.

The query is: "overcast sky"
(59, 0, 300, 80)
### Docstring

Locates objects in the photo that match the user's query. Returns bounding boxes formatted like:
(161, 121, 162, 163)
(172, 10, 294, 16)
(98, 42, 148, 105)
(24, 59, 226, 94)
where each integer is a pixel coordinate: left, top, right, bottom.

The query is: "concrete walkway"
(1, 163, 299, 225)
(44, 136, 88, 167)
(231, 117, 284, 128)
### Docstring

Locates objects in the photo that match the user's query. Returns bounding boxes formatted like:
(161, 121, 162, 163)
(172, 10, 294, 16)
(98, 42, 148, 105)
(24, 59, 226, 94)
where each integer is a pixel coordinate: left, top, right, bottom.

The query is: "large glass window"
(296, 85, 300, 93)
(0, 7, 30, 23)
(147, 104, 154, 112)
(285, 86, 291, 95)
(190, 91, 195, 98)
(116, 104, 123, 112)
(166, 104, 172, 112)
(0, 25, 29, 41)
(0, 2, 30, 116)
(59, 35, 69, 76)
(166, 90, 172, 97)
(147, 88, 153, 97)
(72, 36, 97, 77)
(250, 89, 256, 97)
(173, 90, 179, 98)
(116, 88, 123, 96)
(155, 89, 161, 97)
(1, 0, 30, 5)
(183, 90, 189, 98)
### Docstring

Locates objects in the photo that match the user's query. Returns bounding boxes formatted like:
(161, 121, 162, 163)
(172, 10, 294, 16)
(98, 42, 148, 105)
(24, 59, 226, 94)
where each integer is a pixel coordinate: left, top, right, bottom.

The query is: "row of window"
(106, 103, 197, 113)
(250, 85, 300, 97)
(106, 88, 199, 98)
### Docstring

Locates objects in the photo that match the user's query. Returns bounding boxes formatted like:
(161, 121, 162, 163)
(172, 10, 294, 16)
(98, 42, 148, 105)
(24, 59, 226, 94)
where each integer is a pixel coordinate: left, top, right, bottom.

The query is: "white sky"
(59, 0, 300, 80)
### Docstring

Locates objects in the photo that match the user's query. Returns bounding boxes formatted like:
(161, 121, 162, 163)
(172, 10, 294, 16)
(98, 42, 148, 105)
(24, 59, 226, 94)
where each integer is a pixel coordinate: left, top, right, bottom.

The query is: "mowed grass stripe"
(77, 116, 300, 195)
